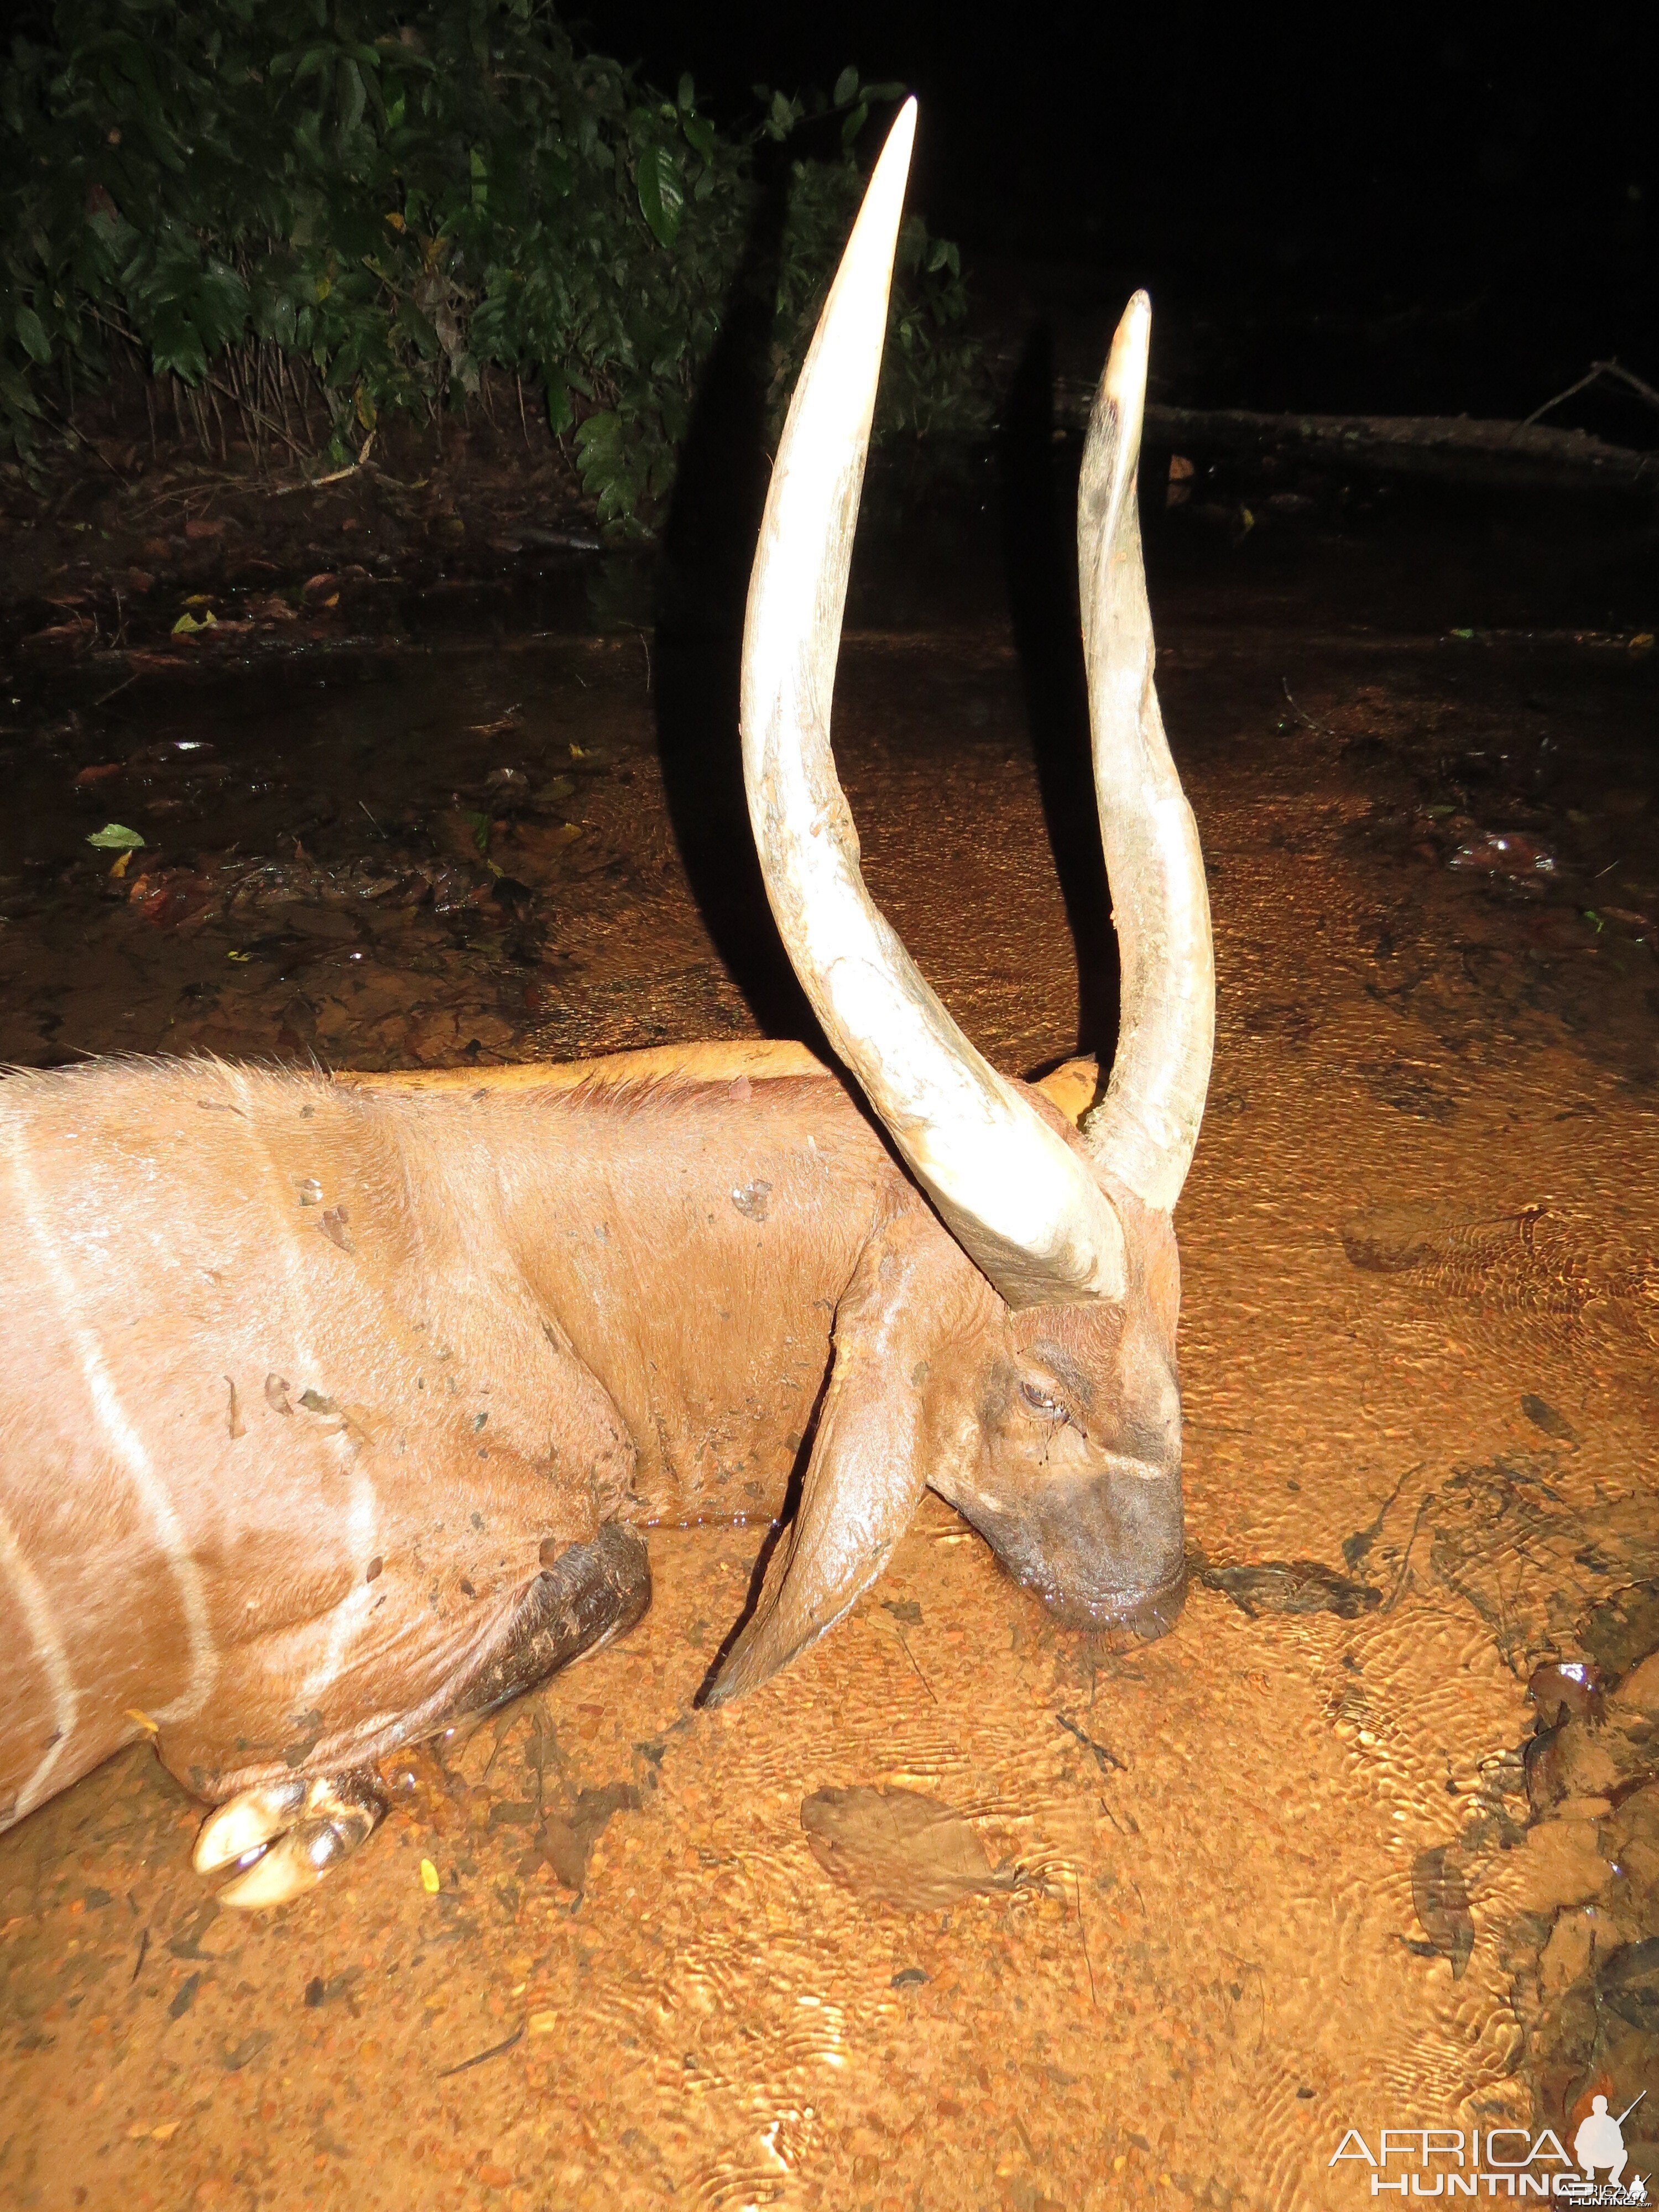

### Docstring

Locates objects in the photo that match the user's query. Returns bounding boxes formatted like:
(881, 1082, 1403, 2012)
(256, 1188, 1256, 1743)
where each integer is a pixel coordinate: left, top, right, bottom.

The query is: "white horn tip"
(865, 98, 917, 218)
(1105, 293, 1151, 409)
(812, 97, 917, 399)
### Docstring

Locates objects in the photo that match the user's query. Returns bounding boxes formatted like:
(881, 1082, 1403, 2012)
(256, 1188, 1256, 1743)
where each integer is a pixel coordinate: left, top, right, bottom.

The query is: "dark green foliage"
(0, 1, 983, 524)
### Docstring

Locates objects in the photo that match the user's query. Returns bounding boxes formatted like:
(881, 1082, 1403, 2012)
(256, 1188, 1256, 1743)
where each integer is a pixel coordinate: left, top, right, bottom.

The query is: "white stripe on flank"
(7, 1113, 219, 1726)
(227, 1072, 381, 1704)
(0, 1500, 79, 1819)
(298, 1464, 382, 1705)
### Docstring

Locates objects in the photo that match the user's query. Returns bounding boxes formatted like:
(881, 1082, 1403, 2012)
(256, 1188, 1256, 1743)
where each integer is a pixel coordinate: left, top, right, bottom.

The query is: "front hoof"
(195, 1771, 386, 1909)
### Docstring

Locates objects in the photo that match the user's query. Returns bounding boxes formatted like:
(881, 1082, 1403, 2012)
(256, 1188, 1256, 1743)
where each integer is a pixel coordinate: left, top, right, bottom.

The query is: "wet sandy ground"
(1, 513, 1656, 2208)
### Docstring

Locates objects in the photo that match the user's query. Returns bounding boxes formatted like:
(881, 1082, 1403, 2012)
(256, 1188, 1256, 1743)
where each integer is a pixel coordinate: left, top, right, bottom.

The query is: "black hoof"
(449, 1523, 653, 1725)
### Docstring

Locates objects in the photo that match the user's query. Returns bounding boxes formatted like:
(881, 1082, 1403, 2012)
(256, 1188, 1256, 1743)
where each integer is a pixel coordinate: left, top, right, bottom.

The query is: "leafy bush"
(0, 0, 982, 526)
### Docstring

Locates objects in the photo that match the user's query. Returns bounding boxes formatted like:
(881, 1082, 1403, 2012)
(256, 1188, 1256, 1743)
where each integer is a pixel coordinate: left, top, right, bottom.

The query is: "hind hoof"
(194, 1771, 386, 1908)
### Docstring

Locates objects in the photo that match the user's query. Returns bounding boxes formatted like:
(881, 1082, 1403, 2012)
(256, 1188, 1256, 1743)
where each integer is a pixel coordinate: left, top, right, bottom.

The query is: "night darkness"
(578, 0, 1659, 423)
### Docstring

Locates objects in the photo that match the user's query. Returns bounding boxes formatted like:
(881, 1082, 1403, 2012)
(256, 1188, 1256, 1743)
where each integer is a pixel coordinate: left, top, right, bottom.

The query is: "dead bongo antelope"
(0, 103, 1212, 1906)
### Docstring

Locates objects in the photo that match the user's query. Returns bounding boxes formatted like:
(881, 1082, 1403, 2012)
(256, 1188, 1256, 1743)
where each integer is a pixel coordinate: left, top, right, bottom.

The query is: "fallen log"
(1047, 380, 1659, 495)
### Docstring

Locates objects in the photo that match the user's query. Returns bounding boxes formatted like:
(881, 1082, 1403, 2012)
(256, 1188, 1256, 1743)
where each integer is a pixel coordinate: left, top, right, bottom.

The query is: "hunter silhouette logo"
(1574, 2096, 1647, 2204)
(1330, 2090, 1649, 2200)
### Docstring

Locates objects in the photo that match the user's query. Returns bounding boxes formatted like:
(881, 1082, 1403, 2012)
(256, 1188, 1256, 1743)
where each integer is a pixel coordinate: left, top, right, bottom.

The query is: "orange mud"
(0, 596, 1656, 2210)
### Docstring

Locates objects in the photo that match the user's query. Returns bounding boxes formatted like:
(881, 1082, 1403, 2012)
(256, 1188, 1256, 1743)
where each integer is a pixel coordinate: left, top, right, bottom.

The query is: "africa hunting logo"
(1331, 2091, 1648, 2201)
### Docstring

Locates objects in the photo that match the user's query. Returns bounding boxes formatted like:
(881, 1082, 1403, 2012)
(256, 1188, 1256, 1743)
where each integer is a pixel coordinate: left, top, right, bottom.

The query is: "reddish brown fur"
(0, 1050, 1183, 1829)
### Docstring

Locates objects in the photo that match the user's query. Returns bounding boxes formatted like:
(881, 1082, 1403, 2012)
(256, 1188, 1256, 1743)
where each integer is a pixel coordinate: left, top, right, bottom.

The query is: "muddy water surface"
(1, 507, 1656, 2210)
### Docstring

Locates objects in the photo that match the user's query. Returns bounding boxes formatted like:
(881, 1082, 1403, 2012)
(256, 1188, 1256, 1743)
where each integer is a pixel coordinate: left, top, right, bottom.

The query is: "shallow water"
(1, 489, 1656, 2209)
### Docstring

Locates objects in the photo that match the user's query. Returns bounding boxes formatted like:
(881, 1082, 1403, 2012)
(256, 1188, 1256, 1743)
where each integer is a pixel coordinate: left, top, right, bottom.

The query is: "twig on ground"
(1074, 1873, 1099, 2010)
(435, 2018, 526, 2078)
(272, 431, 377, 495)
(1524, 358, 1659, 427)
(1281, 679, 1332, 738)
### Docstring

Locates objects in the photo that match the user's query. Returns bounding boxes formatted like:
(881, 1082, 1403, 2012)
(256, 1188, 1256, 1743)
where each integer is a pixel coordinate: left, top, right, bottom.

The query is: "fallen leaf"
(1528, 1660, 1604, 1729)
(1578, 1580, 1659, 1681)
(1411, 1845, 1474, 1978)
(86, 822, 145, 850)
(127, 866, 213, 928)
(1448, 830, 1557, 878)
(536, 1783, 640, 1891)
(1521, 1393, 1579, 1443)
(420, 1858, 440, 1893)
(800, 1787, 1004, 1911)
(25, 618, 96, 647)
(1199, 1558, 1381, 1620)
